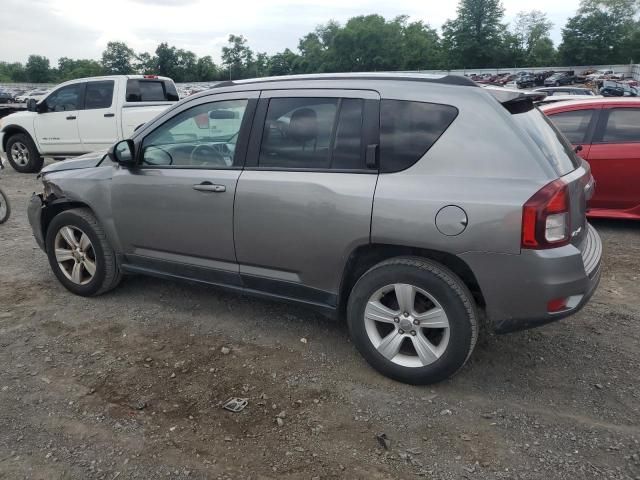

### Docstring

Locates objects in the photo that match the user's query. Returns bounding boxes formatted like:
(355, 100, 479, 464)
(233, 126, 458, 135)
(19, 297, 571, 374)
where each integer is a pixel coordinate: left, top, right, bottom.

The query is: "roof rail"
(210, 73, 478, 89)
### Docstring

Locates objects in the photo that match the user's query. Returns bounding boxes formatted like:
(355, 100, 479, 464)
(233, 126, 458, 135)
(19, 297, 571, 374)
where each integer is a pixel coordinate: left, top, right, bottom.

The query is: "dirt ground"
(0, 162, 638, 480)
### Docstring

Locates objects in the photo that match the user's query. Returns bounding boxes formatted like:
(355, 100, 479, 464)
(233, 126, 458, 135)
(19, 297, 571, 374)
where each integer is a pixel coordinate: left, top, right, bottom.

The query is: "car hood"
(41, 150, 109, 174)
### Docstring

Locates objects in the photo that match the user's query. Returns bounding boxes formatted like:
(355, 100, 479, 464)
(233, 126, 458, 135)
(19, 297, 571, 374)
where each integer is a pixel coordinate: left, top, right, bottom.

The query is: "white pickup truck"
(0, 75, 178, 172)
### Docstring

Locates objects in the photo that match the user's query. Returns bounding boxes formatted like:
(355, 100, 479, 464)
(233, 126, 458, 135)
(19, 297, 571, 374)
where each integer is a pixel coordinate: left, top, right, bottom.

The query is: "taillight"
(522, 179, 570, 249)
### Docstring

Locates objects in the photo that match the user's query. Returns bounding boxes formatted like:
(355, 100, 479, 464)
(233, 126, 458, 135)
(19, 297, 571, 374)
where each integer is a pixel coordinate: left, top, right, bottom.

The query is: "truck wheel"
(347, 257, 478, 385)
(6, 133, 44, 173)
(45, 208, 122, 297)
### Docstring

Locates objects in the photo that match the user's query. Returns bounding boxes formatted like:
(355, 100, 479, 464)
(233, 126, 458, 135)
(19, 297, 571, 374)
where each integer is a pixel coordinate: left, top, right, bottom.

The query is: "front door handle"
(104, 113, 115, 118)
(66, 115, 76, 120)
(193, 183, 226, 193)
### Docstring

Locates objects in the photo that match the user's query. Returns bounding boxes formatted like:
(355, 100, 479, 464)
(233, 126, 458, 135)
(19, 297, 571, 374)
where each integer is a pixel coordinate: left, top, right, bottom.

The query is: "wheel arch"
(338, 243, 486, 317)
(41, 199, 96, 251)
(2, 125, 37, 153)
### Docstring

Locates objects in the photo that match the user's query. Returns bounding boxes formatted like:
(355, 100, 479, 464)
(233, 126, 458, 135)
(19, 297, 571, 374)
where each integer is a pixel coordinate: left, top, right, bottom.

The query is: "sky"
(1, 0, 582, 64)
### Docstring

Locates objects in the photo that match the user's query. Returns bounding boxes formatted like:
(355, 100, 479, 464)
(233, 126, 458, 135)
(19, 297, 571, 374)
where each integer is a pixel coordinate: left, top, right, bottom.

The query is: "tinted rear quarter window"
(126, 79, 179, 102)
(513, 107, 580, 176)
(380, 100, 458, 173)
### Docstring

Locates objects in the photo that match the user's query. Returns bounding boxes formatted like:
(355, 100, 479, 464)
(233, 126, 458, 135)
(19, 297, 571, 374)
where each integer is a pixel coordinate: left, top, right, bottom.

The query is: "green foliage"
(101, 41, 135, 74)
(559, 0, 639, 64)
(25, 55, 51, 82)
(442, 0, 506, 68)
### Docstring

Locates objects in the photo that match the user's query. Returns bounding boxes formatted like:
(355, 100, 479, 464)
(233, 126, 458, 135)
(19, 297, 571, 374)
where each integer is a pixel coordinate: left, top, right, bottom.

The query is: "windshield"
(512, 107, 580, 176)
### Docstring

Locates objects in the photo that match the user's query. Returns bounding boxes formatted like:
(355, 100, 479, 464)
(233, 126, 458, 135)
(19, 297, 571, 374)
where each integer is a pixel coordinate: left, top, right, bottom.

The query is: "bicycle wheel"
(0, 187, 10, 224)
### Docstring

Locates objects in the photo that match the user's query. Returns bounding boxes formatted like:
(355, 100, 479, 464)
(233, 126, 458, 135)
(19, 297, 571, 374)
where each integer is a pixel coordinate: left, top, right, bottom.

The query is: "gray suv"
(28, 73, 602, 384)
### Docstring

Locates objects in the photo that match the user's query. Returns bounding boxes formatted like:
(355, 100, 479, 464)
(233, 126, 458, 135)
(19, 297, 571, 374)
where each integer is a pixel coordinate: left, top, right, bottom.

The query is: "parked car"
(536, 94, 602, 105)
(544, 71, 575, 86)
(534, 87, 596, 97)
(0, 75, 179, 173)
(516, 74, 536, 89)
(0, 91, 15, 104)
(586, 69, 614, 82)
(27, 73, 601, 385)
(15, 89, 49, 103)
(542, 98, 640, 219)
(599, 80, 638, 97)
(576, 69, 597, 83)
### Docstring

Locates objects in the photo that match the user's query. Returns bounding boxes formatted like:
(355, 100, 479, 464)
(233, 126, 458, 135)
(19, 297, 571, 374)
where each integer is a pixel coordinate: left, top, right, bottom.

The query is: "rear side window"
(599, 108, 640, 143)
(512, 108, 580, 176)
(126, 79, 179, 102)
(380, 100, 458, 173)
(85, 81, 114, 109)
(548, 109, 594, 144)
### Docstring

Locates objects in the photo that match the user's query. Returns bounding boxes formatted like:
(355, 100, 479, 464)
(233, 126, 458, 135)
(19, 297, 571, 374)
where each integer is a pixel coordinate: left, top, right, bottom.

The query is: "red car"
(541, 98, 640, 219)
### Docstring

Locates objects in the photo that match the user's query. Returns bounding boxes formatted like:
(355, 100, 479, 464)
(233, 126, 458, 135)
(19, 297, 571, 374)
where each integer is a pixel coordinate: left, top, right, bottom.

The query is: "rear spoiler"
(483, 86, 547, 114)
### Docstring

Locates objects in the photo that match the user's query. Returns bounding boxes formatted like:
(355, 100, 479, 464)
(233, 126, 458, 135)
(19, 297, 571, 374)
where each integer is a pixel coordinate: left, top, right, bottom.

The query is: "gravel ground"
(0, 161, 639, 480)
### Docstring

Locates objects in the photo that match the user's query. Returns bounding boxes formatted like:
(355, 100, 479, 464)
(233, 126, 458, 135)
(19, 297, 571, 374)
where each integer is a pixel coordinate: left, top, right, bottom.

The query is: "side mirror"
(574, 145, 583, 154)
(108, 139, 136, 167)
(27, 99, 38, 112)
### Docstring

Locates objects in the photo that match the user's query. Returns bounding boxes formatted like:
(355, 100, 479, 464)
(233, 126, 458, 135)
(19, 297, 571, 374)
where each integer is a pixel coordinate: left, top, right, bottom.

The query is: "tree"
(101, 41, 135, 74)
(25, 55, 51, 82)
(398, 17, 442, 70)
(559, 0, 638, 64)
(135, 52, 157, 74)
(57, 57, 103, 81)
(155, 42, 179, 78)
(221, 35, 254, 79)
(442, 0, 506, 68)
(195, 55, 218, 81)
(268, 49, 299, 76)
(512, 11, 556, 66)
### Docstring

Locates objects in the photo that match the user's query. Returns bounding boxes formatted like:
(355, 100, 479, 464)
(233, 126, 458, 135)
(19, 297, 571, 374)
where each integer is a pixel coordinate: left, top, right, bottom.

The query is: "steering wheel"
(190, 144, 227, 166)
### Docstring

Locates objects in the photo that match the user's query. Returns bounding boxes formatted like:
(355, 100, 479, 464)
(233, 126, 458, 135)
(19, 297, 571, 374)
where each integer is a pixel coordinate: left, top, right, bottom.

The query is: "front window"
(141, 99, 248, 168)
(43, 84, 82, 112)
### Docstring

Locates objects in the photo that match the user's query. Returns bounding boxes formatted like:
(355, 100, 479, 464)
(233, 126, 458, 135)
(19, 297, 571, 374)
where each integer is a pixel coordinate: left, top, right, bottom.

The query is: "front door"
(78, 80, 118, 151)
(34, 83, 84, 154)
(234, 90, 380, 304)
(111, 92, 258, 285)
(586, 106, 640, 211)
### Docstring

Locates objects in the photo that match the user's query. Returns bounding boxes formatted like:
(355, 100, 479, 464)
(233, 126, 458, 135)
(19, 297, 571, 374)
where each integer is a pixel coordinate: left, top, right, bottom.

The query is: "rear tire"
(6, 133, 43, 173)
(347, 257, 478, 385)
(0, 187, 10, 224)
(45, 208, 122, 296)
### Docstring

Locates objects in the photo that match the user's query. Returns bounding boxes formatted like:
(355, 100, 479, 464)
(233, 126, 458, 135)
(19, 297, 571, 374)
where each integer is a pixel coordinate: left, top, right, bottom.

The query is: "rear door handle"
(104, 113, 115, 118)
(193, 183, 226, 193)
(66, 115, 76, 120)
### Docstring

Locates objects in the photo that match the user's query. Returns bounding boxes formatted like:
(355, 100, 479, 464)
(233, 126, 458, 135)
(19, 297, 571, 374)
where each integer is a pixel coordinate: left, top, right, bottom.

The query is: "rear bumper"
(27, 193, 46, 251)
(461, 223, 602, 334)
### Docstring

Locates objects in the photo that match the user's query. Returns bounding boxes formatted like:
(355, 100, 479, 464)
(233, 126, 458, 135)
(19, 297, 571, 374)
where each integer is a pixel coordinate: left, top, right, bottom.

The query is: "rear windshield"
(126, 79, 179, 102)
(512, 107, 580, 176)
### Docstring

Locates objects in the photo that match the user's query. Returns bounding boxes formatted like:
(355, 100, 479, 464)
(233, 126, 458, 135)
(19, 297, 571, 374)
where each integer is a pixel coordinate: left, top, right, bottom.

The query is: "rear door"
(587, 106, 640, 210)
(234, 89, 380, 304)
(78, 80, 118, 151)
(34, 82, 84, 154)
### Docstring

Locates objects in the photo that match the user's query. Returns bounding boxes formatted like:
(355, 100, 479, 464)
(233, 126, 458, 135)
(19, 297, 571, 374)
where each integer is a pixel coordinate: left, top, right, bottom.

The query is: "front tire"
(45, 208, 121, 296)
(347, 257, 478, 385)
(6, 133, 43, 173)
(0, 187, 10, 224)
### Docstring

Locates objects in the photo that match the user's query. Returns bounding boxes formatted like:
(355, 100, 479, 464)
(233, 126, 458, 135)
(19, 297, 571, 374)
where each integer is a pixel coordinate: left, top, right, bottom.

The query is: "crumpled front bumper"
(27, 193, 46, 251)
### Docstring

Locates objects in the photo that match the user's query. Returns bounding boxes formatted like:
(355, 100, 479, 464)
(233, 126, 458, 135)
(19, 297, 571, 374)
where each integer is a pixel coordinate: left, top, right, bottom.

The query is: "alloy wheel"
(364, 283, 450, 368)
(10, 142, 29, 167)
(54, 225, 97, 285)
